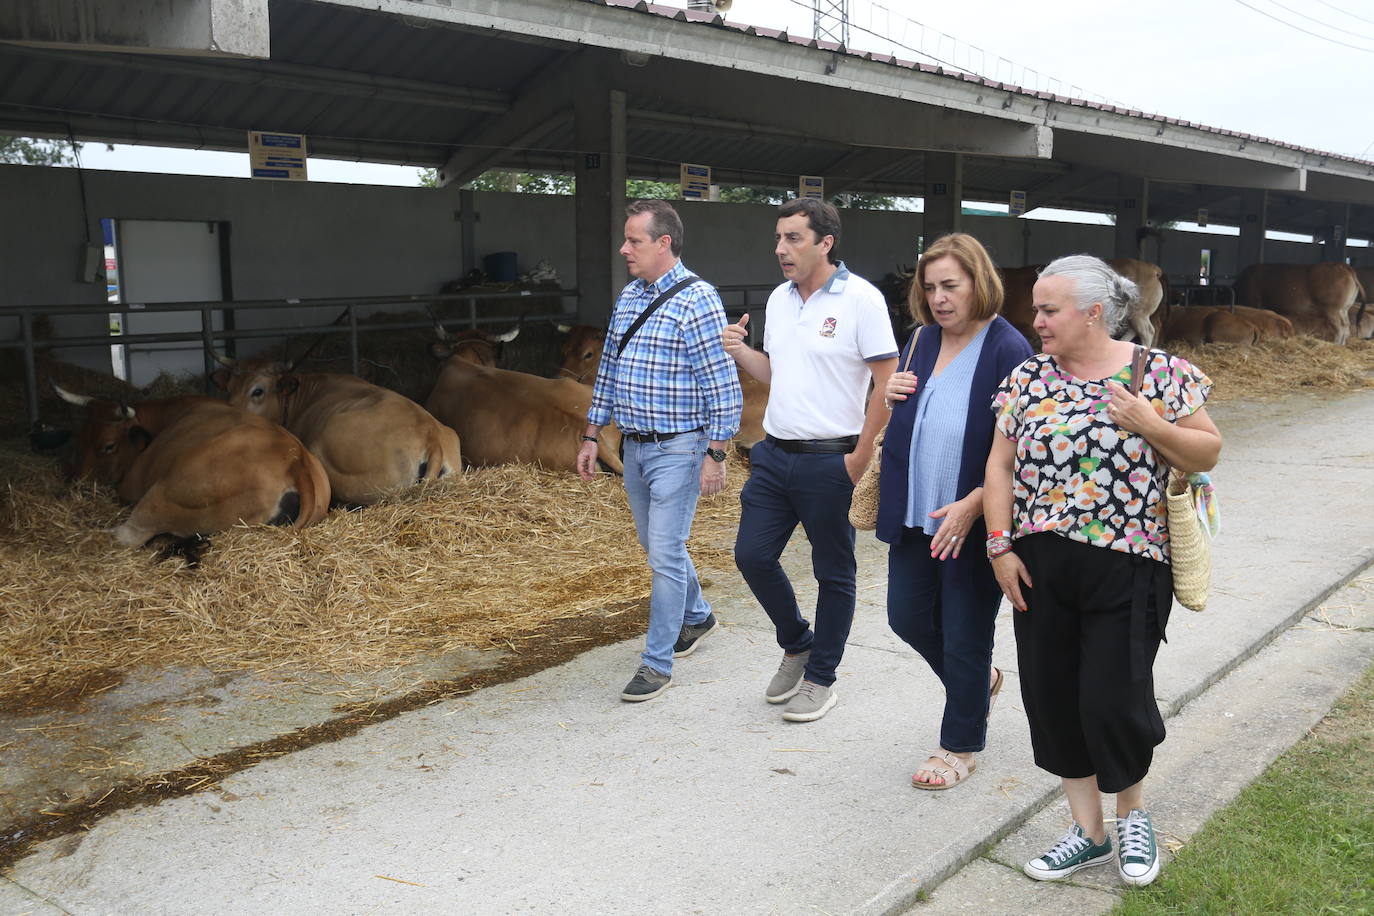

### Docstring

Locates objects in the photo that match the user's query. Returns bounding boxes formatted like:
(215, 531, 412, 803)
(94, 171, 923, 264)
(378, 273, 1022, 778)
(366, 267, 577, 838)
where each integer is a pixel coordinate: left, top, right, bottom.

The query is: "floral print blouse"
(992, 349, 1212, 563)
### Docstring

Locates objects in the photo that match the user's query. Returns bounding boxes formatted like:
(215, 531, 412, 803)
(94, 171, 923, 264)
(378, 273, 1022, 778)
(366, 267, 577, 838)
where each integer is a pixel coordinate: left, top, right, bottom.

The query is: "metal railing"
(2, 283, 779, 428)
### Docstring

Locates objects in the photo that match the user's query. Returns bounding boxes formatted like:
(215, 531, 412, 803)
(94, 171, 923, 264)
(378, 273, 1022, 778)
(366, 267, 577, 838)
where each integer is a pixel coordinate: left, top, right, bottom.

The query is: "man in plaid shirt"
(577, 199, 742, 703)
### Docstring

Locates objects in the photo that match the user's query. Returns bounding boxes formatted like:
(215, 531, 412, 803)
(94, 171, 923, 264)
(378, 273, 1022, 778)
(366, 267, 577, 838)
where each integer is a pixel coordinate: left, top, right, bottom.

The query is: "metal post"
(347, 306, 360, 376)
(21, 310, 39, 427)
(201, 305, 215, 394)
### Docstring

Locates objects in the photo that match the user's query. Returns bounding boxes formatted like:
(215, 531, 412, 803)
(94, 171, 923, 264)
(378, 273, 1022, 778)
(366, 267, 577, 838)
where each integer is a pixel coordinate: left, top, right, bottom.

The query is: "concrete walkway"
(2, 390, 1373, 915)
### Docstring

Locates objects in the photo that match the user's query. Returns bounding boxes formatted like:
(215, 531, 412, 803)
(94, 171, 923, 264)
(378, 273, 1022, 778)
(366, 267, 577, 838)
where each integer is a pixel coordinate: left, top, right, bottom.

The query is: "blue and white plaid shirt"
(587, 260, 742, 441)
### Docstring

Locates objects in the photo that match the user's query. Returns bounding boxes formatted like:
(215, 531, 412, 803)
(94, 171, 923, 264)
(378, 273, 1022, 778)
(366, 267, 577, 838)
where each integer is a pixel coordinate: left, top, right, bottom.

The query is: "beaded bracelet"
(986, 536, 1013, 559)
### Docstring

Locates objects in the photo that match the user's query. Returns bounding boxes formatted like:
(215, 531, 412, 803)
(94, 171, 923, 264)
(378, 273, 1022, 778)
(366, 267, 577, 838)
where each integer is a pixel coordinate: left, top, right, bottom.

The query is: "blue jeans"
(887, 532, 1003, 752)
(734, 438, 856, 687)
(623, 432, 712, 676)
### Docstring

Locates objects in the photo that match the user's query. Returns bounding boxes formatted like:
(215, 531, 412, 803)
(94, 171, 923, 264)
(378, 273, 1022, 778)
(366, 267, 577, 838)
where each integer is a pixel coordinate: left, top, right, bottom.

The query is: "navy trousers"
(887, 531, 1003, 753)
(734, 438, 856, 687)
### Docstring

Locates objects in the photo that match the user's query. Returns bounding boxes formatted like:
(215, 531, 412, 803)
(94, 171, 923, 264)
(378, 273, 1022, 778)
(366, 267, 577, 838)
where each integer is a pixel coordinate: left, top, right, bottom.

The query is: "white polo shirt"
(762, 262, 899, 440)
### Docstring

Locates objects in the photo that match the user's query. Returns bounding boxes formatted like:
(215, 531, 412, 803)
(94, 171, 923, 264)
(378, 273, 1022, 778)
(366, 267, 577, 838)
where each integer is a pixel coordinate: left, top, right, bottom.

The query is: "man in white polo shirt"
(723, 198, 898, 722)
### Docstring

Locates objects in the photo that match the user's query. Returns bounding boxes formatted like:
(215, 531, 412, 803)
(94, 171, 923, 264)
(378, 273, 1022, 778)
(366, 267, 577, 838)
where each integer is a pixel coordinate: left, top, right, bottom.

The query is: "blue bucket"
(483, 251, 518, 283)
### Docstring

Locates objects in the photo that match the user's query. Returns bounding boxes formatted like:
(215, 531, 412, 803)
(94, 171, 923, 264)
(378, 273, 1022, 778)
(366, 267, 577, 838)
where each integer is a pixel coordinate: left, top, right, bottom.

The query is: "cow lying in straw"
(214, 357, 461, 507)
(55, 387, 331, 549)
(427, 329, 624, 474)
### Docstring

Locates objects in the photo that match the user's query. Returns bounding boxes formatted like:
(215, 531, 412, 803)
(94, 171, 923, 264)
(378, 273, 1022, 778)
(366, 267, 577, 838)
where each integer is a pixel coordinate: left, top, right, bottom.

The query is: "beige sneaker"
(782, 679, 837, 722)
(765, 649, 810, 704)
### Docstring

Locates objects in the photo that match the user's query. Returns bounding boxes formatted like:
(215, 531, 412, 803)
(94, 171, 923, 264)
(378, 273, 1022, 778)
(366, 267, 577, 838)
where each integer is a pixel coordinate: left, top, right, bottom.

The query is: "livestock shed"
(2, 0, 1374, 409)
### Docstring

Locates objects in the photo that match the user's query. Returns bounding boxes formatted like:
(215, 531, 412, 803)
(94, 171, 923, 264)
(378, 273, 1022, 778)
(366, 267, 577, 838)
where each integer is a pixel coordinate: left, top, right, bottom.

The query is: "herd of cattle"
(45, 260, 1370, 550)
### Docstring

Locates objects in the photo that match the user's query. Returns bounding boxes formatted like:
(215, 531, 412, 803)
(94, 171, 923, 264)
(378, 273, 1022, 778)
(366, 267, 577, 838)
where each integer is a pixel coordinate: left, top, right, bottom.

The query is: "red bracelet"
(986, 529, 1012, 539)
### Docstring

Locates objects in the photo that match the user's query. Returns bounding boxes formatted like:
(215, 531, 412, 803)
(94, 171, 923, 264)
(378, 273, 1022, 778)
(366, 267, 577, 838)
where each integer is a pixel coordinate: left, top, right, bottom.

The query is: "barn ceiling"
(1, 0, 1372, 241)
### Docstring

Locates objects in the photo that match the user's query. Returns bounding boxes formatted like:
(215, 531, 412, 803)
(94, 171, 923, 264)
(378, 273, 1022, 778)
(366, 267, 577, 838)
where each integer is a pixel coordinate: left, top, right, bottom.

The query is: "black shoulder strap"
(619, 275, 700, 355)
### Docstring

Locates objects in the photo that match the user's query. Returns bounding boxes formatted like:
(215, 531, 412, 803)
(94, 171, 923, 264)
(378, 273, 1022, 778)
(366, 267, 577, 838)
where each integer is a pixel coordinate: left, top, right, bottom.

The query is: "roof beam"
(0, 0, 269, 59)
(820, 148, 921, 196)
(436, 50, 580, 187)
(1053, 131, 1306, 192)
(0, 44, 509, 114)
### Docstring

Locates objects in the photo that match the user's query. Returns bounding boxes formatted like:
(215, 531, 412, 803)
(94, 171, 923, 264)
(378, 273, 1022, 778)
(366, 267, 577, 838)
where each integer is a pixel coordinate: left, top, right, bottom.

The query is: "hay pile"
(1169, 337, 1374, 401)
(0, 460, 743, 700)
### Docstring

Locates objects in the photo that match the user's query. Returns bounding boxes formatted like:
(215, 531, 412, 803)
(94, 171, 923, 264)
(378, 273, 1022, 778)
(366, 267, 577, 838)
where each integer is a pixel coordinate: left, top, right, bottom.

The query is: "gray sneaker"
(765, 649, 811, 704)
(620, 664, 671, 702)
(782, 680, 838, 722)
(673, 612, 718, 657)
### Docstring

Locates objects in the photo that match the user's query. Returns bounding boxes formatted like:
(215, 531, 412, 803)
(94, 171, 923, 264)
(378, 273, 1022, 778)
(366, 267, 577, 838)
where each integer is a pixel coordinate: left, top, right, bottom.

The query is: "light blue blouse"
(905, 323, 990, 534)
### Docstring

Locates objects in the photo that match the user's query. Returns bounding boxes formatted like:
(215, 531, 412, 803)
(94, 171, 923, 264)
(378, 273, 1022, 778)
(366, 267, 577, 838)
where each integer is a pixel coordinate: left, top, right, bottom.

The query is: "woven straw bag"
(1128, 344, 1213, 612)
(1166, 471, 1211, 612)
(848, 426, 885, 530)
(848, 328, 921, 531)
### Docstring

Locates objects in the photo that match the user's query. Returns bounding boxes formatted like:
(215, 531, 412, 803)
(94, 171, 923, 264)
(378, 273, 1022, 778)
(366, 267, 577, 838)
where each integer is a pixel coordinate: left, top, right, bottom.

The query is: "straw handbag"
(1127, 345, 1215, 612)
(1166, 470, 1211, 612)
(848, 328, 921, 531)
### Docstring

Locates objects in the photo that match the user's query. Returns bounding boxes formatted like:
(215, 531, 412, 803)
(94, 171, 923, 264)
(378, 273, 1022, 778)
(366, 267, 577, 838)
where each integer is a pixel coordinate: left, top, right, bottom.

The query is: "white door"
(116, 220, 225, 388)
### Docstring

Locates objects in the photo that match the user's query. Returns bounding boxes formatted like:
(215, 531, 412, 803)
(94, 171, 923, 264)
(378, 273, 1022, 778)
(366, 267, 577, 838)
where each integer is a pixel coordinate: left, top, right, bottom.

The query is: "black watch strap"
(706, 447, 728, 462)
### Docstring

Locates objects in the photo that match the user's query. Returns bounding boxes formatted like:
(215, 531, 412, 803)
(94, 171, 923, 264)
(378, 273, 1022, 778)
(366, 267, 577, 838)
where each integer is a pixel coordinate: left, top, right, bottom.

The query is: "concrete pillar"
(574, 86, 627, 326)
(0, 0, 269, 58)
(1321, 203, 1350, 263)
(922, 152, 962, 244)
(1237, 189, 1267, 268)
(1113, 175, 1148, 260)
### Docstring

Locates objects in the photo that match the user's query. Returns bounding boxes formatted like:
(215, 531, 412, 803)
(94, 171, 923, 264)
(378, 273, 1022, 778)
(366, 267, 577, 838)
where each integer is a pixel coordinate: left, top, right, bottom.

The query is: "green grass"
(1114, 663, 1374, 915)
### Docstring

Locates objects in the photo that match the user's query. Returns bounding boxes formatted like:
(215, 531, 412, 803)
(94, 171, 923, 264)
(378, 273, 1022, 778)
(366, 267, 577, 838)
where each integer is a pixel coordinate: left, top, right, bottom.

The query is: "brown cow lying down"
(554, 323, 768, 451)
(55, 389, 330, 547)
(1234, 263, 1363, 344)
(427, 340, 624, 474)
(1161, 305, 1295, 347)
(216, 360, 461, 507)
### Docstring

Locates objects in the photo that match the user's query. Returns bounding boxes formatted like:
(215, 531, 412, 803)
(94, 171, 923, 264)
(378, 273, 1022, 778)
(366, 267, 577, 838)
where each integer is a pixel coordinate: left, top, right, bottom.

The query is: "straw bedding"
(1169, 337, 1374, 401)
(0, 460, 742, 701)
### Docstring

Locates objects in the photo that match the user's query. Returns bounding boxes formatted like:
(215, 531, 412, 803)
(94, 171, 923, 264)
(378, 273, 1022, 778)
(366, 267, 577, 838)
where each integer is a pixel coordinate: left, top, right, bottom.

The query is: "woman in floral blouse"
(984, 255, 1221, 889)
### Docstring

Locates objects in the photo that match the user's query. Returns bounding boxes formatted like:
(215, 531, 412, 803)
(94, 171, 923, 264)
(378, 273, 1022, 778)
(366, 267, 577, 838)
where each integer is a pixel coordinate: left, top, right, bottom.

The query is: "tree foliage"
(0, 136, 78, 167)
(417, 167, 898, 210)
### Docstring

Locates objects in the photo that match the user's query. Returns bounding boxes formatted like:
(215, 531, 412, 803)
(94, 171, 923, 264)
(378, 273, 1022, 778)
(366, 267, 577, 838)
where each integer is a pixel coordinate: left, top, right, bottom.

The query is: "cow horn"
(492, 324, 521, 343)
(116, 398, 136, 420)
(555, 323, 572, 334)
(52, 382, 94, 407)
(212, 352, 237, 367)
(432, 320, 451, 341)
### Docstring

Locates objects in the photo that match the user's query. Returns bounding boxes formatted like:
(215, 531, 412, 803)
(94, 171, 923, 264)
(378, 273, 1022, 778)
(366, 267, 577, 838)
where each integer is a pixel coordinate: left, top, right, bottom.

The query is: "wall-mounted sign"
(680, 163, 711, 199)
(249, 131, 308, 181)
(1009, 189, 1027, 216)
(1196, 208, 1208, 227)
(799, 175, 824, 200)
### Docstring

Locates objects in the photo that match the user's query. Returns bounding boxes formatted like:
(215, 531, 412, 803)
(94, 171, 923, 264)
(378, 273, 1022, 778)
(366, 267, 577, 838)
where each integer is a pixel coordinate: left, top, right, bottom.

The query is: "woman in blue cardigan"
(877, 233, 1033, 789)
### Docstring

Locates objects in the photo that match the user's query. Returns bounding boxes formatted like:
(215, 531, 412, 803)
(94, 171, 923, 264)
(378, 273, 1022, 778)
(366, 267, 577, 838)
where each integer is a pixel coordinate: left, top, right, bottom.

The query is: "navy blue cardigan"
(875, 316, 1034, 572)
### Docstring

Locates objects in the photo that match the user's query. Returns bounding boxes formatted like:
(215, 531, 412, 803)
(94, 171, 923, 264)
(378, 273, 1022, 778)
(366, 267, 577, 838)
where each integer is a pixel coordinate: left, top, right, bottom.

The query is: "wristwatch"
(705, 447, 728, 463)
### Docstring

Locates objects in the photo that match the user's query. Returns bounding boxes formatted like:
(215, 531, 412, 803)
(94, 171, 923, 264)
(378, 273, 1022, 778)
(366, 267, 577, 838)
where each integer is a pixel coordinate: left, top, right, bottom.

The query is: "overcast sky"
(76, 0, 1374, 184)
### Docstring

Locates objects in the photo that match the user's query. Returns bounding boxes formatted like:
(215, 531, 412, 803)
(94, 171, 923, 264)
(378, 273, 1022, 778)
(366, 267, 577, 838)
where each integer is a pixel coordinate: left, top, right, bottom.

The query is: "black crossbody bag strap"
(618, 275, 700, 355)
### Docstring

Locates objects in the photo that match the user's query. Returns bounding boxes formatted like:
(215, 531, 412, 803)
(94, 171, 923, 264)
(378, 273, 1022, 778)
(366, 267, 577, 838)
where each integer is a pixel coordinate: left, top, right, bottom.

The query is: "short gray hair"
(1038, 255, 1138, 334)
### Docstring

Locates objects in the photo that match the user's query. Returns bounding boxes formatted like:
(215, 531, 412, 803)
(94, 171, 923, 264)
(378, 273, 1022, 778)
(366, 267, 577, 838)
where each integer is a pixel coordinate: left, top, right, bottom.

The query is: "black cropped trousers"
(1012, 532, 1172, 794)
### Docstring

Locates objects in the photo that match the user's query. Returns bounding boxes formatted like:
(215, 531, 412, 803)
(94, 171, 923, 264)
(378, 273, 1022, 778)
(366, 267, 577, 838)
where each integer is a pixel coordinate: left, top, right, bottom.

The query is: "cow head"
(214, 357, 298, 423)
(428, 324, 518, 367)
(54, 384, 150, 485)
(555, 325, 606, 383)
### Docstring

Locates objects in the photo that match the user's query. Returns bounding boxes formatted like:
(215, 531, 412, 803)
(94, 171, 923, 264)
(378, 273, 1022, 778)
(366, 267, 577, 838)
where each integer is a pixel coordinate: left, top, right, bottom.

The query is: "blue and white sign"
(249, 131, 308, 181)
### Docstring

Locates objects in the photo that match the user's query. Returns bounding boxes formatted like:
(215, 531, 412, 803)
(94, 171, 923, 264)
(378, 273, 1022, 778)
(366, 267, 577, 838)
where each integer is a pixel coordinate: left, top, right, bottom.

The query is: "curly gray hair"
(1038, 255, 1139, 335)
